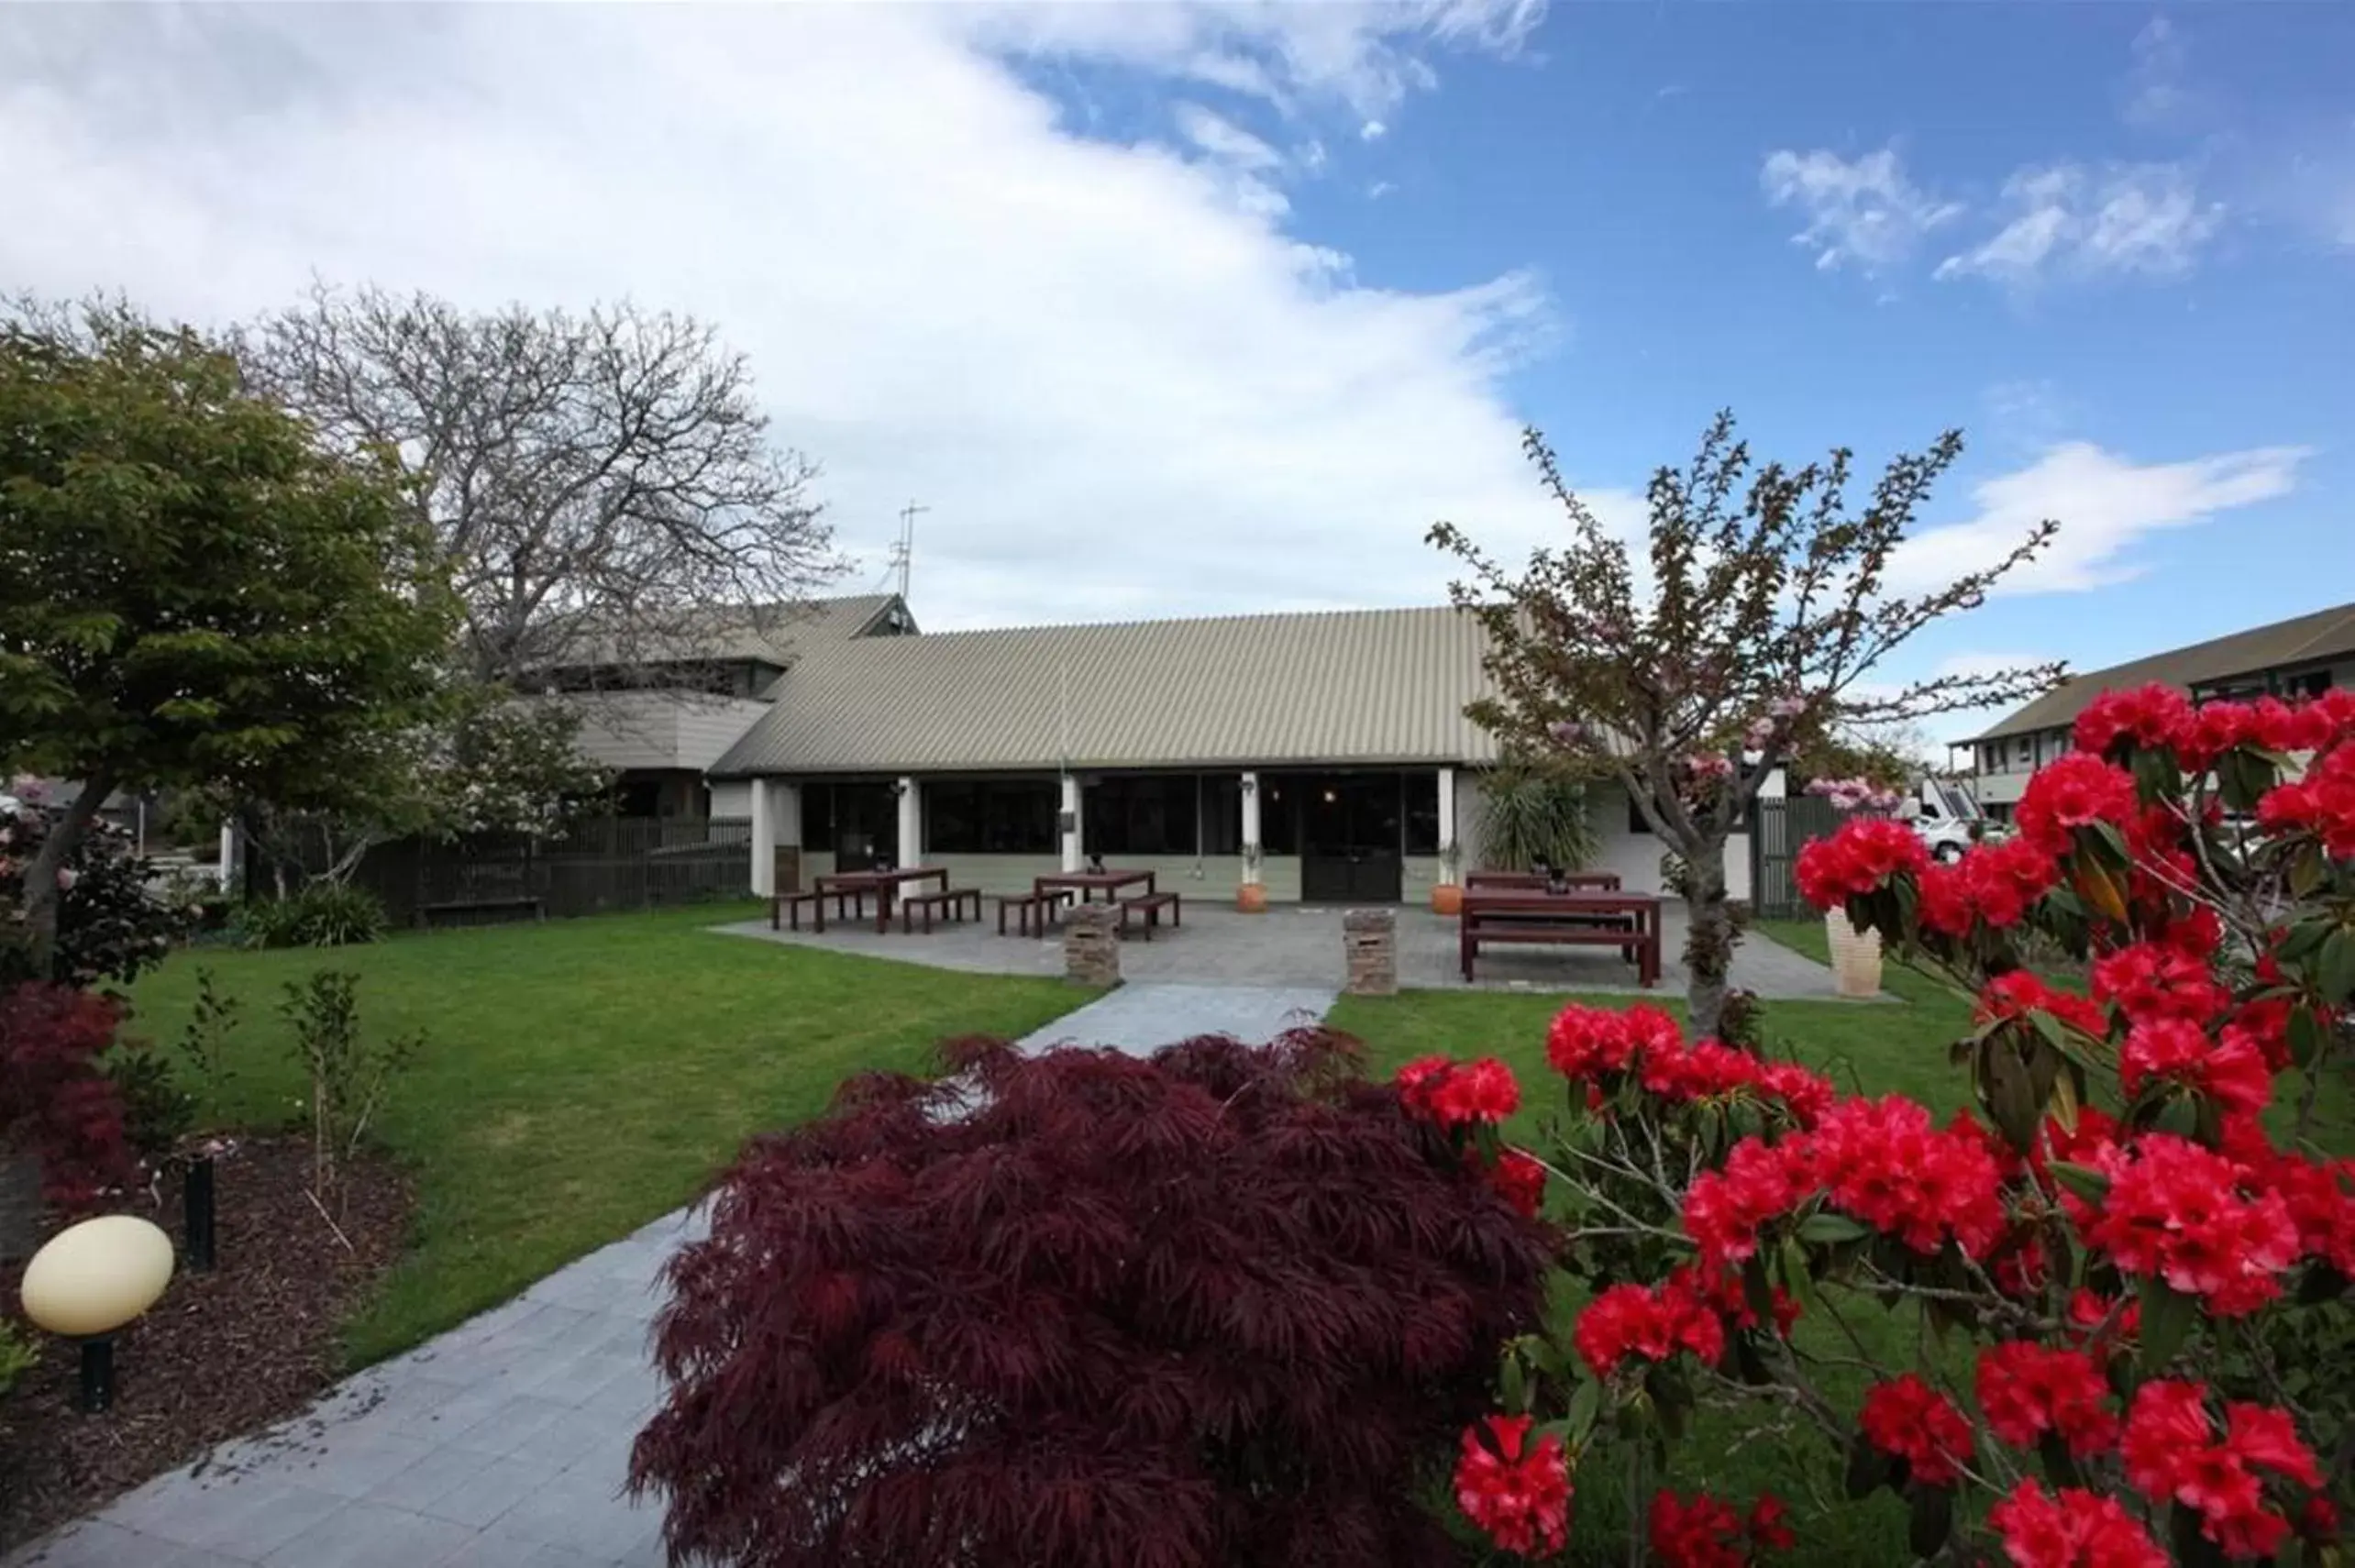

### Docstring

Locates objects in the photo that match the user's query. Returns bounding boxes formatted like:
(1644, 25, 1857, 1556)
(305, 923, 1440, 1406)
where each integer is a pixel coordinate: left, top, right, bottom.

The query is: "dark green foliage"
(1476, 760, 1598, 872)
(238, 883, 388, 949)
(102, 1038, 192, 1162)
(0, 807, 190, 989)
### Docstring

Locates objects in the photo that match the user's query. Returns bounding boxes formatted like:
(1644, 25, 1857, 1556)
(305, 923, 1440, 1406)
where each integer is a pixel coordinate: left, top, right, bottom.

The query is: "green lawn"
(127, 902, 1087, 1364)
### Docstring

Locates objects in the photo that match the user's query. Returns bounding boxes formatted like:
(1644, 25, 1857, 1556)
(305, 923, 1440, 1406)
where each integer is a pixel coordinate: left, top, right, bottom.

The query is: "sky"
(3, 1, 2350, 745)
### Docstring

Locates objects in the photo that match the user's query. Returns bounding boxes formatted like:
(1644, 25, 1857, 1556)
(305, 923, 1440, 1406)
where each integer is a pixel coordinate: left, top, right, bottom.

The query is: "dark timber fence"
(1748, 793, 1842, 921)
(250, 817, 753, 927)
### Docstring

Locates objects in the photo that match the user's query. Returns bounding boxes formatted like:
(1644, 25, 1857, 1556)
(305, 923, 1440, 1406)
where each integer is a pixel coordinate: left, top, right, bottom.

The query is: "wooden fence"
(1748, 793, 1842, 920)
(255, 817, 753, 927)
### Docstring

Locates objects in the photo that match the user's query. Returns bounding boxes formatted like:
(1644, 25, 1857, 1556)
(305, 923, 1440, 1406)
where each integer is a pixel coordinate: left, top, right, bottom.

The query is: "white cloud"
(0, 5, 1562, 630)
(1759, 146, 1963, 275)
(1885, 441, 2308, 597)
(1935, 162, 2223, 285)
(1175, 102, 1284, 171)
(1361, 118, 1388, 140)
(2120, 17, 2192, 129)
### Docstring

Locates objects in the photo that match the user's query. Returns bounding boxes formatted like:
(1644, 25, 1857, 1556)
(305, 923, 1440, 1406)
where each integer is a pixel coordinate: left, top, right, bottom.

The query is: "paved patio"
(5, 987, 1339, 1568)
(717, 900, 1864, 1000)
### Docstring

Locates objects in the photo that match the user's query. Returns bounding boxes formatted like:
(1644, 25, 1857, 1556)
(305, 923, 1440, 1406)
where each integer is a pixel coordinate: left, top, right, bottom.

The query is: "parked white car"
(1899, 777, 1996, 863)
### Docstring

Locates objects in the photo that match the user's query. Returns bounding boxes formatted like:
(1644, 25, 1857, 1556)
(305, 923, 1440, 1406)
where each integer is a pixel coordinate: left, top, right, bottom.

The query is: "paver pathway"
(8, 987, 1336, 1568)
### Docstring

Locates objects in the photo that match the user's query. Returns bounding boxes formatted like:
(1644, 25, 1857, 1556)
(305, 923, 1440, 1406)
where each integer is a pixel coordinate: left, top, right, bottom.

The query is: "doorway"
(1299, 773, 1404, 902)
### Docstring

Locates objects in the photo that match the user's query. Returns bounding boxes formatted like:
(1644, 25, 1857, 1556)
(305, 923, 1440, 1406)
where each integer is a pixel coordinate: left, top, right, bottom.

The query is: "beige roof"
(711, 604, 1500, 775)
(1972, 600, 2355, 743)
(531, 594, 912, 672)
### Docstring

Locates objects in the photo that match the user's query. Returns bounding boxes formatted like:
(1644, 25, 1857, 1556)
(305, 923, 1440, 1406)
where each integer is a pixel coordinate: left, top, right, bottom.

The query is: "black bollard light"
(183, 1154, 217, 1272)
(77, 1336, 116, 1414)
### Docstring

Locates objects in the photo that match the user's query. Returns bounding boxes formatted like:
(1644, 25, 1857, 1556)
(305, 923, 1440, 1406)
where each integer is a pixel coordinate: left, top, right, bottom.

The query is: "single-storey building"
(559, 593, 1765, 907)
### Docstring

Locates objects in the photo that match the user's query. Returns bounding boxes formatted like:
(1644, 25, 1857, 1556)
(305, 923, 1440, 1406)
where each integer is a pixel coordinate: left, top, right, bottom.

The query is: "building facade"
(1963, 601, 2355, 822)
(559, 593, 1763, 905)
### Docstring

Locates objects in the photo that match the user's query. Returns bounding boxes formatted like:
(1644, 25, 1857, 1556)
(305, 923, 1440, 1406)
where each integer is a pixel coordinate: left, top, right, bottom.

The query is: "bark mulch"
(0, 1138, 412, 1554)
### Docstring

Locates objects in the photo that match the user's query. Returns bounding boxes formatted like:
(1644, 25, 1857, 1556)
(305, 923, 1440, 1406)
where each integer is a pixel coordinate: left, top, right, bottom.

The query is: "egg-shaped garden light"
(19, 1215, 175, 1412)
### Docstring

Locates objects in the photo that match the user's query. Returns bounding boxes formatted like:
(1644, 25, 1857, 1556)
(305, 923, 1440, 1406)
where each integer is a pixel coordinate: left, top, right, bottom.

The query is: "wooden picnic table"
(1034, 868, 1157, 904)
(1464, 869, 1623, 893)
(1459, 889, 1663, 987)
(814, 867, 950, 933)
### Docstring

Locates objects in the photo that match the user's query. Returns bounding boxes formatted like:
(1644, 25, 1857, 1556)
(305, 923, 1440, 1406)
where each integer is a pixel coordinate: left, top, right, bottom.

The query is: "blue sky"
(3, 2, 2349, 740)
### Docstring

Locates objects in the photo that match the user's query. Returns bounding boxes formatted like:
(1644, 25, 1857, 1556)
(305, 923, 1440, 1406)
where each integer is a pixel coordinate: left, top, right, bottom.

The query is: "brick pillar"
(1064, 904, 1121, 987)
(1343, 908, 1397, 996)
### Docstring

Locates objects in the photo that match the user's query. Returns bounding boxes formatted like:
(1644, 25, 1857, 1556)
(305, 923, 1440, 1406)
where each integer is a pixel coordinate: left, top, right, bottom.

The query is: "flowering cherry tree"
(1401, 684, 2355, 1565)
(1429, 413, 2063, 1037)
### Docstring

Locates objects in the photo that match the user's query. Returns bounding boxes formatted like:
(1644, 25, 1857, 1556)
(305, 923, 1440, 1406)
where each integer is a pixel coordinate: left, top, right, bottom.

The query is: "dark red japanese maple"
(628, 1029, 1552, 1568)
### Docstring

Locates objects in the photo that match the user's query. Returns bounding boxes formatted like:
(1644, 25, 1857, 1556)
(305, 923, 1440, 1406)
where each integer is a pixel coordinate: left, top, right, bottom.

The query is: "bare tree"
(242, 284, 845, 685)
(1431, 413, 2066, 1037)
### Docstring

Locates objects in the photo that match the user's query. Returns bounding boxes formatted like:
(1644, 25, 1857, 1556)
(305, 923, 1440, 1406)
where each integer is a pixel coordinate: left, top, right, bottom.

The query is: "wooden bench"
(995, 887, 1072, 936)
(419, 895, 545, 928)
(901, 887, 982, 933)
(770, 889, 866, 932)
(1118, 890, 1181, 940)
(1460, 894, 1660, 986)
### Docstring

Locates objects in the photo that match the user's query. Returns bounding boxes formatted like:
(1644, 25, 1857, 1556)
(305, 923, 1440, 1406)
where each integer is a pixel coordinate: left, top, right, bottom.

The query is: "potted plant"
(1431, 842, 1463, 916)
(1805, 778, 1901, 998)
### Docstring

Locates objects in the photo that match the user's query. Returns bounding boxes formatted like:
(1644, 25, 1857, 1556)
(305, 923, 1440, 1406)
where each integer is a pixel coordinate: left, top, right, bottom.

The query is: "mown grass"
(127, 902, 1087, 1364)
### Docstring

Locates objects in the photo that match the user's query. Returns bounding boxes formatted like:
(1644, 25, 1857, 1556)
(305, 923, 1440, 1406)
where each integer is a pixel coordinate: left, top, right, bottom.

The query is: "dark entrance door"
(1299, 773, 1404, 902)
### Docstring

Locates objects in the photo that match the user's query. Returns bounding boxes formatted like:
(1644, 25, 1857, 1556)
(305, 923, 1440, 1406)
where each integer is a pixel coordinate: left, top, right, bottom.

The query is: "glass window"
(924, 779, 1057, 854)
(1086, 774, 1199, 856)
(2016, 737, 2034, 767)
(1258, 775, 1299, 855)
(823, 782, 898, 867)
(1403, 771, 1441, 855)
(800, 783, 835, 847)
(1202, 776, 1243, 856)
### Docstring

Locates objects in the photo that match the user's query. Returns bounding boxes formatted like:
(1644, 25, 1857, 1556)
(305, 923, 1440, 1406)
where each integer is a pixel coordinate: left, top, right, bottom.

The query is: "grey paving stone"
(6, 1518, 175, 1567)
(249, 1427, 438, 1499)
(258, 1501, 475, 1568)
(1016, 981, 1336, 1057)
(434, 1539, 614, 1568)
(483, 1471, 659, 1557)
(150, 1548, 264, 1568)
(359, 1443, 499, 1514)
(410, 1452, 561, 1530)
(108, 1474, 345, 1556)
(437, 1394, 580, 1460)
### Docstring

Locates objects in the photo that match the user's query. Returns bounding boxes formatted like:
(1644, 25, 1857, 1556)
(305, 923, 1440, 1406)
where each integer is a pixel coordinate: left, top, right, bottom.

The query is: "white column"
(897, 776, 922, 867)
(1436, 767, 1458, 884)
(749, 779, 776, 898)
(216, 820, 238, 891)
(1240, 770, 1262, 885)
(1060, 774, 1082, 872)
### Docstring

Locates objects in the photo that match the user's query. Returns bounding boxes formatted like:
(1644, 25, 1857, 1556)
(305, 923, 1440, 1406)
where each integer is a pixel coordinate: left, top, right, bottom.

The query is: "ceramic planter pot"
(1824, 908, 1884, 999)
(1431, 883, 1464, 917)
(1236, 882, 1267, 913)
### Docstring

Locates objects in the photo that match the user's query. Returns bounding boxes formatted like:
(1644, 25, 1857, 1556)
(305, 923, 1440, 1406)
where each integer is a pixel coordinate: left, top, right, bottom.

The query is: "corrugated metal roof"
(1972, 600, 2355, 742)
(711, 604, 1501, 775)
(535, 594, 911, 671)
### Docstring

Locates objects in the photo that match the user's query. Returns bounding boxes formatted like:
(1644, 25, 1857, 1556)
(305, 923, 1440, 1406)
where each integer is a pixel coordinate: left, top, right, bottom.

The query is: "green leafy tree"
(0, 300, 454, 975)
(1430, 412, 2063, 1037)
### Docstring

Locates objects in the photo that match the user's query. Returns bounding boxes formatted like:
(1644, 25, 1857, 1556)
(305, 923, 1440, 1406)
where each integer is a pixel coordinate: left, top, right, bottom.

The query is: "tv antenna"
(888, 501, 928, 601)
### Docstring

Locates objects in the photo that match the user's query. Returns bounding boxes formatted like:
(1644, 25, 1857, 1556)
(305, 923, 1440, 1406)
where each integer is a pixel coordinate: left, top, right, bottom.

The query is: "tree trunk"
(1682, 843, 1736, 1042)
(20, 772, 115, 983)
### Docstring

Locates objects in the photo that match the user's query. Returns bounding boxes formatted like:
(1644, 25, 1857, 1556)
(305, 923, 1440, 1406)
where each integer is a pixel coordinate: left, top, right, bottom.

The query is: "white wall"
(710, 780, 752, 819)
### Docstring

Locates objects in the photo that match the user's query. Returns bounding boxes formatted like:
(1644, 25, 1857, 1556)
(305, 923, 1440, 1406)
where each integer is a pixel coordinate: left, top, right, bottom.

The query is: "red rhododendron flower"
(1649, 1489, 1791, 1568)
(2122, 1382, 2318, 1561)
(1683, 1136, 1808, 1268)
(2073, 683, 2193, 761)
(2254, 695, 2338, 756)
(1454, 1413, 1571, 1558)
(1976, 971, 2107, 1040)
(1807, 1096, 2008, 1259)
(2268, 1152, 2355, 1273)
(1545, 1003, 1639, 1080)
(1490, 1148, 1547, 1218)
(2089, 1133, 2299, 1314)
(2258, 742, 2355, 858)
(2228, 994, 2296, 1073)
(1574, 1276, 1725, 1377)
(1988, 1480, 2166, 1568)
(1976, 1342, 2117, 1455)
(2015, 754, 2138, 856)
(1397, 1055, 1520, 1129)
(1755, 1061, 1835, 1125)
(2118, 1016, 2273, 1117)
(1859, 1374, 1973, 1485)
(1795, 817, 1928, 909)
(1746, 1494, 1795, 1552)
(2093, 941, 2231, 1027)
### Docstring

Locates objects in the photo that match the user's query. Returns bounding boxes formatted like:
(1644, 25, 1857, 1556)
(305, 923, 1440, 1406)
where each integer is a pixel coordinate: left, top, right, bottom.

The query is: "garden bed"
(0, 1138, 412, 1554)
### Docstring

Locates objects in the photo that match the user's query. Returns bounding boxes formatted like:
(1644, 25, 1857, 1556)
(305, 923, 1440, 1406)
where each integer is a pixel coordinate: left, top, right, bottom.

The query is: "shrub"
(1478, 761, 1598, 873)
(1435, 685, 2355, 1566)
(629, 1030, 1553, 1568)
(0, 1318, 37, 1397)
(281, 969, 420, 1203)
(0, 802, 190, 989)
(102, 1038, 193, 1163)
(238, 881, 386, 949)
(0, 983, 134, 1209)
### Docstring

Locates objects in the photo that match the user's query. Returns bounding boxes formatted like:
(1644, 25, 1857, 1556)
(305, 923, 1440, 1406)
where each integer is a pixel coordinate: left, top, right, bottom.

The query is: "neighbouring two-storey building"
(1962, 600, 2355, 823)
(555, 593, 1772, 906)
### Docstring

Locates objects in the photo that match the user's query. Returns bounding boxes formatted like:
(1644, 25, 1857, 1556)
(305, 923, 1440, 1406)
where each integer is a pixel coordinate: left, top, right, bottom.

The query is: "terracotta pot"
(1236, 882, 1267, 913)
(1431, 883, 1464, 917)
(1824, 909, 1884, 999)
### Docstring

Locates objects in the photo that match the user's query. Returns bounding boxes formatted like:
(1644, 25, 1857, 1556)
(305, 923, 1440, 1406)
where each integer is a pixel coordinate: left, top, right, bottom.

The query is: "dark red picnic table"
(813, 867, 950, 933)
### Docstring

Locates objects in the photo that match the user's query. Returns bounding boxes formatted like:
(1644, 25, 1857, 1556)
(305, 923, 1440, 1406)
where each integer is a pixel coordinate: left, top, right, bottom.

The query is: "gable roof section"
(1971, 600, 2355, 743)
(532, 593, 912, 672)
(712, 604, 1500, 775)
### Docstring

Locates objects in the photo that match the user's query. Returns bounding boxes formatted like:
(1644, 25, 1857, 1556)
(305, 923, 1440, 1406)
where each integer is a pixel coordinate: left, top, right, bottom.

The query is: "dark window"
(1403, 771, 1441, 855)
(1256, 776, 1300, 855)
(924, 779, 1058, 854)
(801, 783, 835, 848)
(1202, 775, 1243, 856)
(1086, 774, 1199, 856)
(807, 782, 897, 867)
